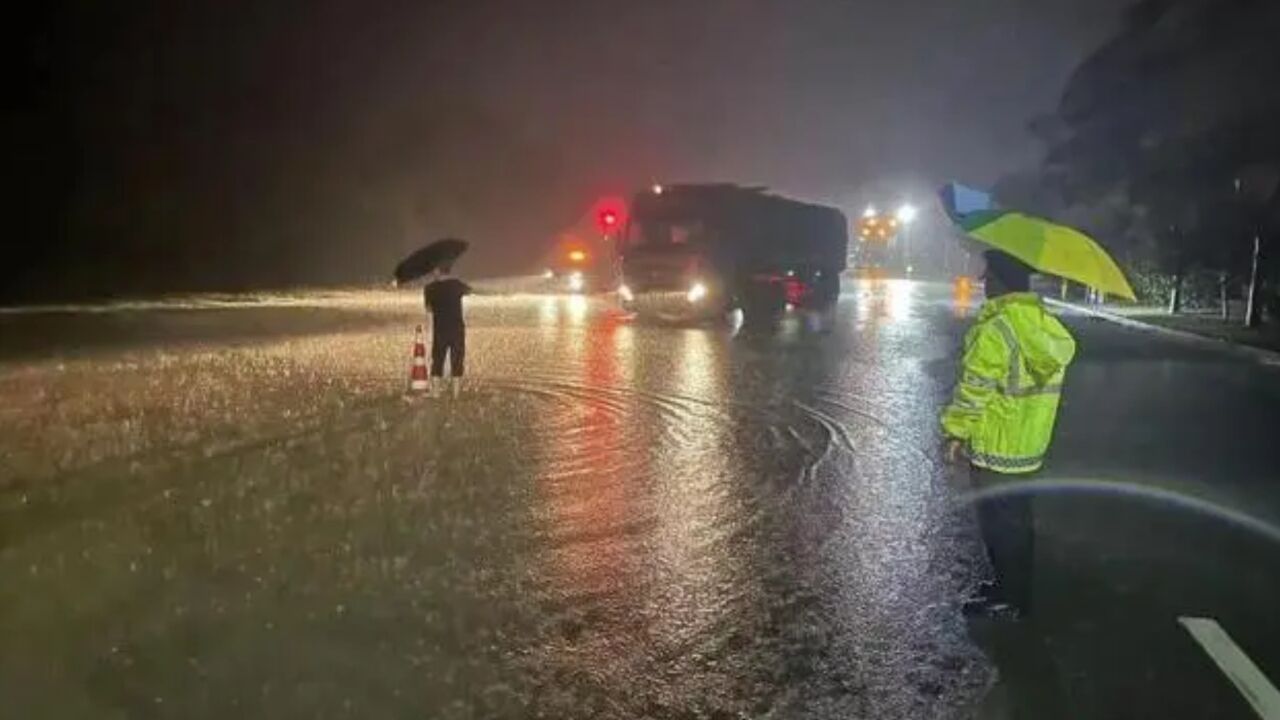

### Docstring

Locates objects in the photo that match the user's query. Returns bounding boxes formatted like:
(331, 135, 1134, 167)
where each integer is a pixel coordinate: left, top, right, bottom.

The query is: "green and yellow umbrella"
(939, 182, 1137, 301)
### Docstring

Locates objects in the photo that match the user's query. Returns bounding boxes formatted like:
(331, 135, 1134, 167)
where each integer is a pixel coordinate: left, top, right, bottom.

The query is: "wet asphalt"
(1, 281, 1278, 719)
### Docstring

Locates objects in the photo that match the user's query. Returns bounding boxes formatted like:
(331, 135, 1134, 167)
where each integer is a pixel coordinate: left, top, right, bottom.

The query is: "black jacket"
(423, 278, 471, 335)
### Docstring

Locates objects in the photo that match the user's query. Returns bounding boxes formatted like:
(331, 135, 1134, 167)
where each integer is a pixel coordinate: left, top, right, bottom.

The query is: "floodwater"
(0, 283, 1005, 718)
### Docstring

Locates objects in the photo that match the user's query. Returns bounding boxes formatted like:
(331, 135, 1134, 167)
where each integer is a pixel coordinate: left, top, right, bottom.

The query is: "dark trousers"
(431, 332, 465, 377)
(973, 468, 1035, 612)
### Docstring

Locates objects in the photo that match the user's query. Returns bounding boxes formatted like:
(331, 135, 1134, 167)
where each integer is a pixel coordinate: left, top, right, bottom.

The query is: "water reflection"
(523, 305, 653, 689)
(886, 279, 917, 322)
(520, 285, 985, 714)
(651, 328, 741, 601)
(850, 278, 919, 326)
(566, 295, 588, 324)
(642, 327, 755, 705)
(854, 278, 891, 328)
(538, 295, 557, 326)
(522, 309, 759, 706)
(537, 294, 590, 327)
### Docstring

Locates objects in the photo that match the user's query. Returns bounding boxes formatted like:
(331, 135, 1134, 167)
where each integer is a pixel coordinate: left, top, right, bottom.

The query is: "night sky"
(9, 0, 1123, 300)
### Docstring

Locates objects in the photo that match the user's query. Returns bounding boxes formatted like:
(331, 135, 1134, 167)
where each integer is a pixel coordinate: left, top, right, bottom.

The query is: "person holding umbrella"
(937, 183, 1136, 620)
(941, 249, 1076, 619)
(395, 238, 472, 397)
(423, 262, 472, 395)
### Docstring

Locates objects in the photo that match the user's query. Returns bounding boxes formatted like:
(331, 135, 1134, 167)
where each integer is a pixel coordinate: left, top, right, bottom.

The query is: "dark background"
(5, 0, 1120, 302)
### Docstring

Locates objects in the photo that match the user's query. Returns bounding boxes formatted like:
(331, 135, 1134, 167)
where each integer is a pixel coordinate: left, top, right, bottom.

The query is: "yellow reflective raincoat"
(941, 292, 1077, 474)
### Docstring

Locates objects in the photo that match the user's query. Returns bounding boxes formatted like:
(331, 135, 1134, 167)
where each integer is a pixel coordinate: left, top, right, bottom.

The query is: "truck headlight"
(687, 281, 708, 303)
(568, 272, 584, 292)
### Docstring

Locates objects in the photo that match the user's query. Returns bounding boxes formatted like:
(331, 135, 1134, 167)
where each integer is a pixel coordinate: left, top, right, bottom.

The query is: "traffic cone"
(408, 325, 429, 392)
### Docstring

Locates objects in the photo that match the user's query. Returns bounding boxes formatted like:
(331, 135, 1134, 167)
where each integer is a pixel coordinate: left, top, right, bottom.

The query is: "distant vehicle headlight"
(687, 281, 708, 303)
(618, 284, 634, 302)
(568, 272, 585, 292)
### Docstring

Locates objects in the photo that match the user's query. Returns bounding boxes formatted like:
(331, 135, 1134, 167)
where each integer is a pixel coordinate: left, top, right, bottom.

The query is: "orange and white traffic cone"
(408, 325, 429, 393)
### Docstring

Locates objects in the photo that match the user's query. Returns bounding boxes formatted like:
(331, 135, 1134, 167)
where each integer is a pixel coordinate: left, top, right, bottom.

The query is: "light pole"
(1234, 165, 1280, 329)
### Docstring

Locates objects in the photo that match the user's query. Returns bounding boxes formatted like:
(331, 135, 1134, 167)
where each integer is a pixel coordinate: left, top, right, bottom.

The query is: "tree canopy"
(1013, 0, 1280, 316)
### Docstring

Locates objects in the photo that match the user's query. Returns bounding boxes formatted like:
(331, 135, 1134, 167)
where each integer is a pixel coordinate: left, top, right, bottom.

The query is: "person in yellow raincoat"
(942, 250, 1077, 619)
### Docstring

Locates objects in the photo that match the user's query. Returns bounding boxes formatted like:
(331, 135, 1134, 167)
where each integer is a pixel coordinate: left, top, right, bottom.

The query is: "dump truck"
(617, 184, 847, 320)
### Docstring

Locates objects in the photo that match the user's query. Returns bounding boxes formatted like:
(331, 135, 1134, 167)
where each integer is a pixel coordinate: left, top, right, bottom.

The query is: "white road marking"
(1179, 616, 1280, 720)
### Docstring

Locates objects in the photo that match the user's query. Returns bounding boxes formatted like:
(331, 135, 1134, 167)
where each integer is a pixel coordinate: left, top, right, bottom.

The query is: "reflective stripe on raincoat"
(941, 292, 1077, 474)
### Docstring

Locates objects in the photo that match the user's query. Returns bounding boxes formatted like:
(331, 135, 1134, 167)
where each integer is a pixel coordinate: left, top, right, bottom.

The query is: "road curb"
(1045, 297, 1280, 366)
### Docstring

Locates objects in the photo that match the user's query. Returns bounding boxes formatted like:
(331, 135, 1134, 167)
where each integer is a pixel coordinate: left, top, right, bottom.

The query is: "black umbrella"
(394, 238, 469, 284)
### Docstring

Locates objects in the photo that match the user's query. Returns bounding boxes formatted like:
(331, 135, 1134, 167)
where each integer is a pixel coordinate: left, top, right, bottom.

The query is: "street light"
(862, 205, 877, 219)
(896, 203, 917, 224)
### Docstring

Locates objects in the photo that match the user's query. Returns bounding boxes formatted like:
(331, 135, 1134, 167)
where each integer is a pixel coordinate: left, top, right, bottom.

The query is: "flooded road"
(3, 282, 1278, 718)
